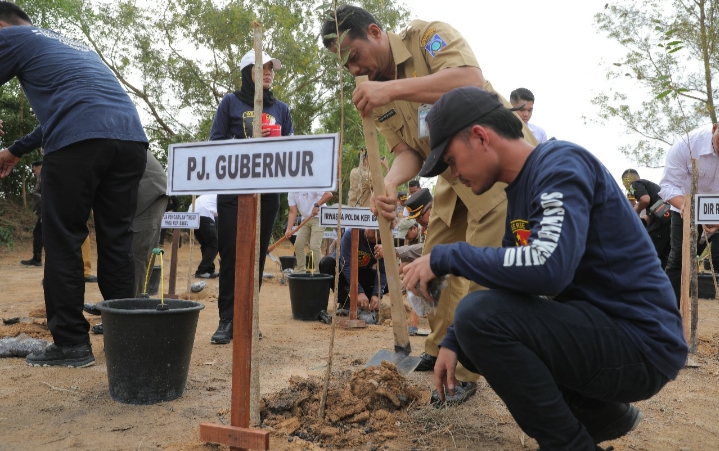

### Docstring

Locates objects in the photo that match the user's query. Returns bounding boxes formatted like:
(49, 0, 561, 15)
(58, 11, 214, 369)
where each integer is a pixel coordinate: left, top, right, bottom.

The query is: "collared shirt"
(288, 191, 327, 218)
(372, 20, 537, 225)
(659, 126, 719, 212)
(529, 123, 548, 144)
(188, 194, 218, 219)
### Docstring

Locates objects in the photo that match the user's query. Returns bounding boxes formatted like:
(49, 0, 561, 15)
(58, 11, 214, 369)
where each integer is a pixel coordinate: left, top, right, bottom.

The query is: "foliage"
(592, 0, 718, 167)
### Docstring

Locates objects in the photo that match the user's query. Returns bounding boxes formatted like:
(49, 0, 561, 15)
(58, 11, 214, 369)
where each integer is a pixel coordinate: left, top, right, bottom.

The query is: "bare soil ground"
(0, 201, 718, 451)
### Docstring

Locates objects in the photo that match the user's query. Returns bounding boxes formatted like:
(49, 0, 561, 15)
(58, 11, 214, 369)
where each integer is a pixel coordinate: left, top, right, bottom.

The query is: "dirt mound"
(261, 361, 431, 448)
(0, 197, 37, 245)
(0, 319, 51, 339)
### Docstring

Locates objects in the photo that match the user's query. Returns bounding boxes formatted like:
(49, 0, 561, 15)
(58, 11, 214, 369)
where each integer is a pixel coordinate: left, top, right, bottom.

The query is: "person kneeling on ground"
(319, 228, 386, 323)
(402, 87, 687, 450)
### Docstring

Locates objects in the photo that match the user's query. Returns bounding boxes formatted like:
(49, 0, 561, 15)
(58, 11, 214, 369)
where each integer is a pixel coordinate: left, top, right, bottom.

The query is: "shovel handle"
(356, 75, 411, 353)
(267, 214, 314, 252)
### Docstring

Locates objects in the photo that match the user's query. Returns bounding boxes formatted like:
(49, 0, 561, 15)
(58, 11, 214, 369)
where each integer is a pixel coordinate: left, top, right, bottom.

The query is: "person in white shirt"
(510, 88, 548, 144)
(659, 123, 719, 305)
(285, 191, 333, 272)
(189, 194, 219, 278)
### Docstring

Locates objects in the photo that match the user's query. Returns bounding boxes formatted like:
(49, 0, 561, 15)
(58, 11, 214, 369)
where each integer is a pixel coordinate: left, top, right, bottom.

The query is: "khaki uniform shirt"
(373, 20, 538, 226)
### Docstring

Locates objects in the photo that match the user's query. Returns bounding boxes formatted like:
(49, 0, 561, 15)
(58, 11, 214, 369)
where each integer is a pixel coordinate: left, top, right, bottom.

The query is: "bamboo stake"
(187, 195, 196, 293)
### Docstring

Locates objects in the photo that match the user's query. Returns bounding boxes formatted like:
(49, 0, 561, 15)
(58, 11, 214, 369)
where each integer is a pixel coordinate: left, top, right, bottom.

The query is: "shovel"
(356, 75, 421, 375)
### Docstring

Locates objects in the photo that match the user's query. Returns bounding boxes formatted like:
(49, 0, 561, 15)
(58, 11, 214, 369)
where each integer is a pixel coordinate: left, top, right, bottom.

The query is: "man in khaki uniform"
(322, 5, 538, 403)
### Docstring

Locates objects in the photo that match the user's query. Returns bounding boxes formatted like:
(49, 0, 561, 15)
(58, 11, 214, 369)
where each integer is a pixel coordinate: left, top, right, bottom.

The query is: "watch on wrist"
(314, 203, 320, 208)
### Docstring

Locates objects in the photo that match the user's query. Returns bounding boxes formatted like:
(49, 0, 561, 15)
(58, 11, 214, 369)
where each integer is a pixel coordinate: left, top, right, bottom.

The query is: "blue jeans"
(453, 290, 668, 451)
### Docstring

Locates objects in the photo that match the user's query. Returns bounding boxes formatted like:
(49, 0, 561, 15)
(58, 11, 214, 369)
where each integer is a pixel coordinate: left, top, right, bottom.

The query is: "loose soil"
(0, 200, 718, 450)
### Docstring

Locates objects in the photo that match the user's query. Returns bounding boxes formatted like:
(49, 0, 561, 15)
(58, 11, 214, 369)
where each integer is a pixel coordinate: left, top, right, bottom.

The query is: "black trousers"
(453, 290, 669, 451)
(665, 211, 719, 306)
(194, 216, 219, 274)
(32, 215, 43, 261)
(318, 255, 379, 309)
(216, 193, 279, 320)
(42, 139, 146, 346)
(647, 221, 671, 270)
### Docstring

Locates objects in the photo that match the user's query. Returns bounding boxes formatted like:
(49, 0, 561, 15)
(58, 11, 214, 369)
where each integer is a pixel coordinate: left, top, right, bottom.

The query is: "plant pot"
(698, 273, 716, 300)
(286, 273, 333, 321)
(279, 256, 297, 271)
(95, 298, 204, 405)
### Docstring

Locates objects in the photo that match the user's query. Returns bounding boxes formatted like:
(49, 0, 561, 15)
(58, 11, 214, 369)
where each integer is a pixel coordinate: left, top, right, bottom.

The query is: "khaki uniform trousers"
(295, 217, 324, 272)
(422, 184, 507, 382)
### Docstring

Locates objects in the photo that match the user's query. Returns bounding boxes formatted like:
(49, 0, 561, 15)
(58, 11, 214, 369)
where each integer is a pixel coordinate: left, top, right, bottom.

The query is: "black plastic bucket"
(95, 298, 204, 405)
(698, 273, 716, 299)
(279, 256, 297, 271)
(145, 266, 162, 295)
(287, 273, 333, 320)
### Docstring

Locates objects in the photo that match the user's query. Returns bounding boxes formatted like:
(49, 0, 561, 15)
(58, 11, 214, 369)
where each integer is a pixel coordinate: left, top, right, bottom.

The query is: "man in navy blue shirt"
(0, 2, 148, 368)
(402, 87, 687, 451)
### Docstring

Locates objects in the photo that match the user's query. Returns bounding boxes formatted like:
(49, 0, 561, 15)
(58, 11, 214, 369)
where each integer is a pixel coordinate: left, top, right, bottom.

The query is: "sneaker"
(415, 352, 437, 371)
(91, 323, 103, 334)
(20, 258, 42, 267)
(431, 381, 478, 407)
(195, 272, 218, 279)
(83, 303, 101, 316)
(85, 275, 98, 283)
(408, 326, 418, 336)
(582, 403, 642, 444)
(26, 342, 95, 368)
(210, 318, 233, 344)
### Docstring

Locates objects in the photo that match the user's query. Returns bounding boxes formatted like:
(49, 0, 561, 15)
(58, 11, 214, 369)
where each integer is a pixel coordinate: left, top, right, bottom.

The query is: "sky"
(403, 0, 667, 187)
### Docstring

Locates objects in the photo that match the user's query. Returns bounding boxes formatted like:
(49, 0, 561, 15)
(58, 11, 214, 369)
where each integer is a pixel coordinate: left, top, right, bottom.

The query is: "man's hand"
(401, 253, 437, 300)
(434, 347, 460, 402)
(352, 81, 392, 117)
(371, 182, 398, 222)
(704, 224, 719, 234)
(284, 227, 294, 240)
(357, 292, 370, 310)
(373, 244, 384, 260)
(0, 148, 20, 178)
(369, 295, 379, 312)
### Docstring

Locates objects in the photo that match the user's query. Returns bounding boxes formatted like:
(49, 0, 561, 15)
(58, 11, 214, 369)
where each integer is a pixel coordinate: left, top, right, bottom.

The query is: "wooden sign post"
(337, 228, 366, 329)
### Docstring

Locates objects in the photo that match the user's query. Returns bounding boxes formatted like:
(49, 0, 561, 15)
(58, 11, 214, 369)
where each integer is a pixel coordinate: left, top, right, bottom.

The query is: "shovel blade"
(366, 349, 422, 376)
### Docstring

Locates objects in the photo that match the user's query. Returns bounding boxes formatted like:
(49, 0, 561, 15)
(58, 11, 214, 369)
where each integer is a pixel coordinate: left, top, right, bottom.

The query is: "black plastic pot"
(95, 298, 204, 405)
(279, 256, 297, 271)
(287, 273, 333, 321)
(698, 273, 716, 300)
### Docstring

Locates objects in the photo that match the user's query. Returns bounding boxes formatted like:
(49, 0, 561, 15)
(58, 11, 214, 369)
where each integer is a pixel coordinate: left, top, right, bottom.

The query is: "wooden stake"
(356, 75, 411, 354)
(165, 228, 180, 299)
(338, 228, 366, 329)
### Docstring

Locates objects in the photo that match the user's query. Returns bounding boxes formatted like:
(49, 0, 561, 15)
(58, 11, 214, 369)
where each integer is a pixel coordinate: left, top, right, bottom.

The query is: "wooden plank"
(199, 423, 269, 450)
(350, 228, 359, 320)
(231, 194, 258, 450)
(680, 193, 691, 344)
(356, 75, 411, 354)
(167, 228, 181, 297)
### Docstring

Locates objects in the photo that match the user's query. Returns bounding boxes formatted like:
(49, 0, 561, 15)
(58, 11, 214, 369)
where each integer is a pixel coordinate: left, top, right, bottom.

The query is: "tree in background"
(592, 0, 717, 167)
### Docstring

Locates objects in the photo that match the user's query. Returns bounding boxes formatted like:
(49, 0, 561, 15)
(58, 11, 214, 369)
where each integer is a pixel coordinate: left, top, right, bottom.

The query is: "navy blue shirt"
(0, 26, 147, 155)
(209, 93, 293, 140)
(432, 141, 688, 380)
(334, 228, 387, 298)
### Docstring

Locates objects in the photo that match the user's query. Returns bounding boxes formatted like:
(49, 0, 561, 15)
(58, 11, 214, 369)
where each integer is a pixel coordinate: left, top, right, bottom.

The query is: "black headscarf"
(234, 64, 277, 107)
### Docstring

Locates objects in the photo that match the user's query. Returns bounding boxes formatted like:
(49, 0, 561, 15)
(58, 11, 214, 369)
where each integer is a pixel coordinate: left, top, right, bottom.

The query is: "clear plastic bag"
(407, 275, 448, 316)
(0, 334, 49, 358)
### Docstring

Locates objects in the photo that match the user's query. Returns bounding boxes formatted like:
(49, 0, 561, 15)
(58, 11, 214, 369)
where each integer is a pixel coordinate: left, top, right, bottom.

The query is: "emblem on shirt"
(358, 251, 372, 267)
(420, 28, 437, 47)
(378, 109, 397, 123)
(242, 111, 277, 138)
(424, 34, 447, 57)
(511, 219, 530, 246)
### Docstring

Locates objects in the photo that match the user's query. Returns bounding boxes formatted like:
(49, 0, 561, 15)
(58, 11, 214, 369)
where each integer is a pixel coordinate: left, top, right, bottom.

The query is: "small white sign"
(162, 212, 200, 229)
(319, 206, 378, 228)
(167, 134, 339, 195)
(323, 229, 337, 239)
(695, 194, 719, 224)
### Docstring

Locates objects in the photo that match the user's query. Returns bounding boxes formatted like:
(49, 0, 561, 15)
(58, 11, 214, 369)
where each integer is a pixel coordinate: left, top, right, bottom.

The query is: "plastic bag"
(407, 275, 449, 316)
(0, 334, 49, 358)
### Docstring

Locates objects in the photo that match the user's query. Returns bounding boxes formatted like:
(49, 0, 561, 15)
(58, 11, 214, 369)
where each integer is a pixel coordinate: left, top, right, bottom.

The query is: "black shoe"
(91, 323, 103, 334)
(83, 303, 102, 316)
(85, 275, 98, 283)
(26, 342, 95, 368)
(415, 352, 437, 372)
(581, 403, 642, 444)
(210, 318, 233, 344)
(20, 258, 42, 267)
(195, 272, 218, 279)
(430, 381, 478, 407)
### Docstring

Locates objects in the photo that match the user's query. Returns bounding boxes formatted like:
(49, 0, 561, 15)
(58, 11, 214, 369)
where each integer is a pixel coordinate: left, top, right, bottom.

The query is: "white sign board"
(695, 194, 719, 224)
(166, 134, 339, 195)
(162, 212, 200, 229)
(319, 206, 378, 228)
(323, 229, 338, 239)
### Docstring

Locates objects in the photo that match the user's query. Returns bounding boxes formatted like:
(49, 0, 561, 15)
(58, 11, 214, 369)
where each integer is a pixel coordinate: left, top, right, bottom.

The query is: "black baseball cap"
(419, 87, 504, 178)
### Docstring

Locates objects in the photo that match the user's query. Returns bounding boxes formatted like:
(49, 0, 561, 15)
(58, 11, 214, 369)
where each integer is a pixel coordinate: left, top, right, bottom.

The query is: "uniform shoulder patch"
(424, 33, 447, 57)
(420, 28, 436, 47)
